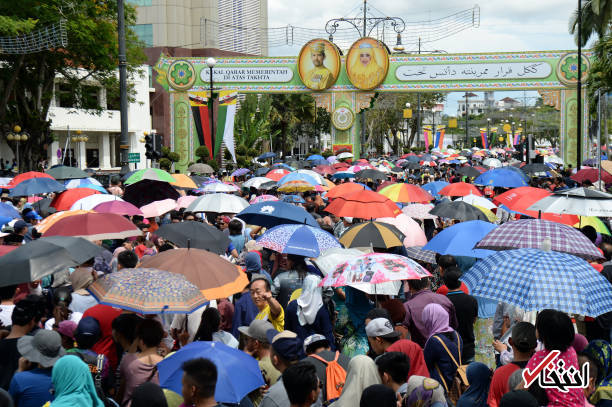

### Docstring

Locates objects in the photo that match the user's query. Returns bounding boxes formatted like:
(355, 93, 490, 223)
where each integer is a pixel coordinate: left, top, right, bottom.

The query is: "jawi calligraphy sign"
(396, 62, 552, 81)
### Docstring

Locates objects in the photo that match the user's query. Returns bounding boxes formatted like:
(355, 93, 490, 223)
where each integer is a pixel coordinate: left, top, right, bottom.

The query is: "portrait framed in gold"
(298, 39, 341, 91)
(346, 37, 389, 91)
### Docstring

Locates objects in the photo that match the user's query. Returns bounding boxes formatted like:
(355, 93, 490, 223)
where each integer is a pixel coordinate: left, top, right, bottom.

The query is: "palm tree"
(569, 0, 611, 46)
(233, 94, 279, 151)
(270, 94, 315, 157)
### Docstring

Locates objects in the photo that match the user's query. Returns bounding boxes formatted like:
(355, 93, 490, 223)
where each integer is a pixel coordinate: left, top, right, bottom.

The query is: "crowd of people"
(0, 152, 611, 407)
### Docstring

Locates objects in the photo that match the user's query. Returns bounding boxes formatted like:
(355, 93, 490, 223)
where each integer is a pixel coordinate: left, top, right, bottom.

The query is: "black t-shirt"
(0, 338, 21, 390)
(446, 291, 478, 361)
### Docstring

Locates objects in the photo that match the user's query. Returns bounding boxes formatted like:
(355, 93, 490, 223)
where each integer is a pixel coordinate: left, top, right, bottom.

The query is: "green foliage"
(322, 149, 333, 158)
(206, 159, 219, 172)
(167, 152, 180, 162)
(247, 148, 259, 157)
(224, 149, 232, 160)
(235, 145, 247, 156)
(270, 94, 315, 156)
(225, 163, 234, 171)
(195, 146, 210, 161)
(234, 94, 279, 151)
(0, 16, 37, 36)
(586, 33, 612, 113)
(236, 156, 250, 168)
(161, 146, 171, 157)
(310, 147, 320, 155)
(159, 158, 171, 170)
(569, 0, 611, 46)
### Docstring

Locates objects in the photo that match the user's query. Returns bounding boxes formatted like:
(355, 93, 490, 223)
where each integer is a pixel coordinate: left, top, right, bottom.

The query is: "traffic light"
(153, 133, 163, 159)
(144, 134, 154, 159)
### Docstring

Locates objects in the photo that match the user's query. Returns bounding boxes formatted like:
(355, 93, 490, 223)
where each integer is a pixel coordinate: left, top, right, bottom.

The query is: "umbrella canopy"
(50, 188, 101, 211)
(265, 169, 291, 181)
(439, 182, 483, 197)
(306, 154, 324, 161)
(0, 236, 103, 286)
(456, 166, 481, 178)
(527, 188, 612, 217)
(45, 166, 89, 180)
(339, 221, 405, 249)
(429, 201, 490, 222)
(475, 219, 603, 261)
(571, 168, 612, 184)
(281, 194, 305, 204)
(236, 201, 318, 228)
(9, 178, 65, 197)
(124, 168, 176, 185)
(482, 158, 502, 168)
(42, 212, 141, 240)
(64, 177, 106, 192)
(493, 187, 579, 224)
(156, 221, 230, 254)
(186, 193, 249, 213)
(88, 268, 207, 314)
(377, 214, 428, 247)
(231, 168, 250, 177)
(31, 197, 56, 217)
(158, 341, 265, 404)
(314, 165, 336, 176)
(140, 248, 249, 299)
(176, 195, 198, 209)
(140, 199, 177, 218)
(278, 172, 321, 186)
(242, 177, 276, 190)
(461, 249, 612, 317)
(378, 183, 433, 203)
(200, 182, 239, 193)
(7, 171, 54, 188)
(320, 253, 431, 287)
(187, 163, 214, 174)
(312, 247, 368, 276)
(404, 246, 437, 264)
(256, 224, 340, 257)
(474, 168, 529, 188)
(277, 180, 316, 193)
(455, 194, 497, 210)
(123, 179, 181, 207)
(258, 152, 276, 160)
(423, 220, 497, 258)
(422, 181, 450, 197)
(521, 163, 551, 174)
(575, 216, 610, 235)
(337, 152, 354, 159)
(70, 194, 124, 211)
(170, 174, 198, 189)
(93, 200, 142, 216)
(0, 202, 20, 219)
(35, 210, 92, 234)
(249, 194, 279, 204)
(402, 203, 437, 219)
(326, 182, 366, 200)
(325, 190, 401, 219)
(354, 169, 387, 181)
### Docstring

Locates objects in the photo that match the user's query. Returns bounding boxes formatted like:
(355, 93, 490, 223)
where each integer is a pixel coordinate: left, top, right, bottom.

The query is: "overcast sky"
(267, 0, 582, 115)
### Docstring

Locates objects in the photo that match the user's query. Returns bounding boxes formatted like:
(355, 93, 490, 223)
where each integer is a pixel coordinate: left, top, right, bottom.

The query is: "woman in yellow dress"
(349, 43, 385, 90)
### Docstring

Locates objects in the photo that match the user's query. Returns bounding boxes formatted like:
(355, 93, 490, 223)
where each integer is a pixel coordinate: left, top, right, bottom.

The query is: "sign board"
(395, 62, 552, 81)
(128, 153, 140, 163)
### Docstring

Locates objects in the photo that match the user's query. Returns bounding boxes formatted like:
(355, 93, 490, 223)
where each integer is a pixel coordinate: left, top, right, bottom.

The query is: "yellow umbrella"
(170, 174, 198, 189)
(473, 205, 498, 223)
(278, 180, 315, 193)
(574, 216, 611, 235)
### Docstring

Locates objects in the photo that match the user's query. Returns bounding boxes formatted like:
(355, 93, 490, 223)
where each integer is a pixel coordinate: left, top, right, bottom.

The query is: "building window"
(127, 0, 152, 5)
(132, 24, 153, 47)
(57, 83, 76, 108)
(106, 86, 120, 111)
(82, 85, 99, 110)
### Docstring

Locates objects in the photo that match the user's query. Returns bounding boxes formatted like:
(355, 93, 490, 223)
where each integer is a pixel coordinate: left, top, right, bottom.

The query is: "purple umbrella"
(93, 200, 143, 216)
(231, 168, 250, 177)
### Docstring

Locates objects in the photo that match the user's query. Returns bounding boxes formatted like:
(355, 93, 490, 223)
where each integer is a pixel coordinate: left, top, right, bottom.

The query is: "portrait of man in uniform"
(298, 39, 340, 91)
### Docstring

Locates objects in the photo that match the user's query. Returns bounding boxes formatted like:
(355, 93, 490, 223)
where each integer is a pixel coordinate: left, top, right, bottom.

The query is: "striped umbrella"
(404, 246, 437, 264)
(378, 183, 434, 203)
(339, 221, 405, 249)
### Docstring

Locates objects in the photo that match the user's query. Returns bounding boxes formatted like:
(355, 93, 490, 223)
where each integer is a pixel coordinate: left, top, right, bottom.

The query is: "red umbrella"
(493, 187, 579, 225)
(313, 165, 336, 176)
(325, 190, 401, 219)
(439, 182, 483, 197)
(93, 200, 143, 216)
(50, 188, 101, 211)
(42, 212, 141, 241)
(0, 246, 17, 257)
(571, 168, 612, 184)
(7, 171, 54, 188)
(326, 182, 366, 200)
(473, 166, 488, 173)
(265, 169, 290, 181)
(332, 162, 350, 170)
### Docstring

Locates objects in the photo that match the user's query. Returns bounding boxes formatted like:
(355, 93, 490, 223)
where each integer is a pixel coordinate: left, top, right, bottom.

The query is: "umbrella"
(456, 166, 481, 178)
(295, 169, 326, 185)
(482, 158, 502, 168)
(30, 197, 56, 217)
(0, 202, 20, 219)
(521, 163, 551, 174)
(404, 246, 437, 264)
(575, 216, 610, 235)
(474, 168, 528, 188)
(571, 168, 612, 184)
(35, 210, 92, 234)
(265, 169, 291, 181)
(170, 174, 198, 189)
(439, 182, 482, 197)
(273, 163, 296, 171)
(231, 168, 250, 177)
(527, 187, 612, 217)
(339, 221, 405, 249)
(423, 220, 497, 258)
(0, 246, 17, 257)
(307, 154, 324, 161)
(422, 181, 450, 197)
(9, 178, 65, 197)
(88, 268, 207, 314)
(475, 219, 603, 261)
(326, 183, 366, 199)
(124, 168, 176, 185)
(201, 182, 239, 193)
(429, 201, 490, 222)
(42, 212, 141, 240)
(70, 194, 124, 211)
(377, 214, 429, 247)
(455, 194, 497, 210)
(186, 193, 249, 214)
(64, 177, 106, 193)
(50, 188, 101, 211)
(188, 163, 215, 174)
(158, 341, 264, 404)
(325, 190, 401, 219)
(140, 199, 177, 218)
(175, 195, 198, 210)
(331, 172, 355, 180)
(156, 221, 230, 254)
(320, 253, 431, 287)
(378, 183, 433, 203)
(7, 171, 54, 188)
(461, 249, 612, 317)
(0, 177, 12, 188)
(123, 179, 181, 207)
(354, 169, 387, 181)
(402, 203, 437, 219)
(45, 166, 89, 180)
(258, 152, 276, 160)
(93, 200, 143, 216)
(278, 172, 321, 186)
(249, 194, 279, 204)
(493, 187, 579, 225)
(337, 152, 354, 160)
(312, 247, 369, 276)
(256, 224, 340, 257)
(236, 201, 318, 228)
(140, 248, 249, 299)
(281, 194, 306, 204)
(242, 177, 276, 190)
(0, 236, 103, 286)
(278, 180, 316, 193)
(314, 165, 336, 176)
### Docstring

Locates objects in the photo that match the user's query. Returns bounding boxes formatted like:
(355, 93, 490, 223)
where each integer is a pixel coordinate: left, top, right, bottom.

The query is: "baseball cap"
(75, 316, 101, 339)
(23, 210, 42, 221)
(266, 329, 302, 361)
(13, 220, 28, 230)
(57, 320, 77, 340)
(511, 322, 537, 352)
(365, 317, 400, 339)
(17, 329, 65, 368)
(303, 334, 328, 353)
(238, 319, 274, 342)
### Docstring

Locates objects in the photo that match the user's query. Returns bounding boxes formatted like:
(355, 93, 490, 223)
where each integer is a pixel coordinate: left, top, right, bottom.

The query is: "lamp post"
(405, 102, 410, 149)
(486, 118, 491, 148)
(6, 125, 28, 173)
(464, 92, 469, 147)
(206, 57, 216, 161)
(71, 130, 89, 169)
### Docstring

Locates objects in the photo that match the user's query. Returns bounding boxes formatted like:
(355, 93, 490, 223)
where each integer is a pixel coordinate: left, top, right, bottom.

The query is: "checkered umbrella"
(404, 246, 437, 264)
(461, 248, 612, 317)
(475, 219, 603, 261)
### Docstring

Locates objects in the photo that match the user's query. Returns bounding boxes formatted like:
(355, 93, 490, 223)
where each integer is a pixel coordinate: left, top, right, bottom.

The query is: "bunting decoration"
(423, 126, 432, 151)
(216, 91, 238, 162)
(189, 91, 213, 159)
(434, 126, 446, 149)
(480, 128, 489, 149)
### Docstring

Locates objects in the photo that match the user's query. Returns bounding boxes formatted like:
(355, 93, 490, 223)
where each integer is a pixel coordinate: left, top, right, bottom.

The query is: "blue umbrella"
(474, 168, 528, 188)
(235, 201, 319, 228)
(272, 163, 296, 171)
(0, 203, 20, 219)
(258, 152, 276, 160)
(423, 220, 496, 258)
(9, 178, 65, 197)
(64, 178, 108, 194)
(306, 154, 324, 161)
(355, 183, 372, 191)
(422, 181, 449, 197)
(157, 341, 265, 404)
(310, 159, 329, 166)
(406, 156, 421, 162)
(281, 194, 306, 204)
(255, 167, 271, 176)
(257, 224, 341, 257)
(461, 248, 612, 316)
(0, 216, 11, 227)
(331, 172, 355, 180)
(277, 172, 320, 186)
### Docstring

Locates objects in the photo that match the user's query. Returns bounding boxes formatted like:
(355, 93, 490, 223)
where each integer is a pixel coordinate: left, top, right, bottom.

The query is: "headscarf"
(345, 286, 373, 336)
(499, 390, 538, 407)
(456, 362, 492, 407)
(131, 382, 168, 407)
(217, 299, 235, 332)
(330, 355, 381, 407)
(70, 267, 94, 295)
(51, 355, 104, 407)
(572, 333, 588, 353)
(380, 299, 406, 324)
(421, 303, 453, 339)
(245, 251, 263, 272)
(403, 375, 446, 407)
(297, 274, 324, 326)
(386, 340, 430, 378)
(582, 339, 612, 403)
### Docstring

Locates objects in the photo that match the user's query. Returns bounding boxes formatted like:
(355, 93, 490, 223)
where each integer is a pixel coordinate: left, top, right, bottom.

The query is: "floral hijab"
(582, 339, 612, 403)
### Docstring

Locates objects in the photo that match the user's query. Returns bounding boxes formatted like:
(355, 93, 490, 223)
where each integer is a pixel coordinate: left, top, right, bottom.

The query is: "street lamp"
(6, 125, 29, 172)
(405, 102, 411, 149)
(70, 130, 88, 168)
(486, 118, 491, 148)
(206, 57, 217, 161)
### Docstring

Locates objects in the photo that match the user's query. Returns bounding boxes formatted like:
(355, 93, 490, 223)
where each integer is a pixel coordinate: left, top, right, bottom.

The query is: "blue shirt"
(9, 368, 53, 407)
(231, 293, 259, 339)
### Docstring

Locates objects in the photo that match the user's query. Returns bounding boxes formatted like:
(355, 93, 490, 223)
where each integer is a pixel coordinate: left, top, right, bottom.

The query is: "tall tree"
(269, 94, 315, 157)
(233, 94, 279, 151)
(569, 0, 611, 46)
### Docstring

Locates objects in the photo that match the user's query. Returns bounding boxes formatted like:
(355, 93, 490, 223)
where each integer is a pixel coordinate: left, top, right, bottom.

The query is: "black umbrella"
(0, 236, 103, 286)
(456, 166, 481, 178)
(339, 221, 405, 249)
(31, 197, 57, 217)
(190, 175, 210, 188)
(521, 163, 551, 174)
(429, 201, 490, 222)
(45, 166, 89, 180)
(156, 221, 230, 254)
(255, 167, 271, 176)
(354, 169, 387, 181)
(401, 162, 420, 170)
(122, 179, 180, 207)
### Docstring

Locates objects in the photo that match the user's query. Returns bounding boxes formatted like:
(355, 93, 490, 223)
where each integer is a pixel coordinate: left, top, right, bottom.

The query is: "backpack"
(433, 332, 469, 406)
(309, 351, 347, 402)
(73, 351, 118, 407)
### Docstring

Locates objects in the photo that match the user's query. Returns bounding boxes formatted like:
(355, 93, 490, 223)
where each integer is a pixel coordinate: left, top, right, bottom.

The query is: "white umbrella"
(483, 158, 502, 168)
(186, 193, 249, 213)
(349, 281, 402, 295)
(544, 155, 564, 165)
(64, 177, 103, 189)
(528, 189, 612, 217)
(70, 194, 124, 211)
(455, 194, 497, 210)
(242, 177, 276, 189)
(337, 152, 354, 159)
(201, 182, 239, 193)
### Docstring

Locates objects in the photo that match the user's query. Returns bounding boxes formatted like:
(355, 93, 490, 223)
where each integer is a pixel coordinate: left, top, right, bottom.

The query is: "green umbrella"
(46, 166, 89, 180)
(124, 168, 176, 185)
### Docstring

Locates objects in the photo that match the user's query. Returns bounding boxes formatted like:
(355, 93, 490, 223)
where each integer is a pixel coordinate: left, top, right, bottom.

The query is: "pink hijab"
(422, 303, 453, 339)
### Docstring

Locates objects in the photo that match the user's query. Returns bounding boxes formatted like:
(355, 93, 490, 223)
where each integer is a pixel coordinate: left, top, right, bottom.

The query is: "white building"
(496, 96, 522, 109)
(457, 92, 485, 117)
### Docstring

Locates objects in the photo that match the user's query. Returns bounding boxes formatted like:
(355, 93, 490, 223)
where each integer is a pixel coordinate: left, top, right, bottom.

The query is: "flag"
(215, 91, 238, 162)
(435, 127, 446, 149)
(423, 126, 432, 151)
(480, 128, 489, 149)
(189, 91, 213, 159)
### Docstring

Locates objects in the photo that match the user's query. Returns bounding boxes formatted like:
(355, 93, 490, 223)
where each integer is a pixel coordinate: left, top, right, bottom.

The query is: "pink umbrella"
(377, 213, 428, 247)
(250, 195, 279, 204)
(93, 200, 143, 216)
(140, 199, 177, 218)
(402, 203, 437, 219)
(176, 195, 198, 209)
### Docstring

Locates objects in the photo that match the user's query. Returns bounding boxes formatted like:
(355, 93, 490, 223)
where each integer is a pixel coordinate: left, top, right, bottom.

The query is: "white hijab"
(330, 355, 381, 407)
(297, 274, 324, 326)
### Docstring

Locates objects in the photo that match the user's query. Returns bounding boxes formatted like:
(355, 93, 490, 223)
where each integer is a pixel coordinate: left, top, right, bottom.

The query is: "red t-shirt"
(386, 339, 430, 379)
(82, 304, 123, 369)
(436, 282, 469, 296)
(487, 361, 528, 407)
